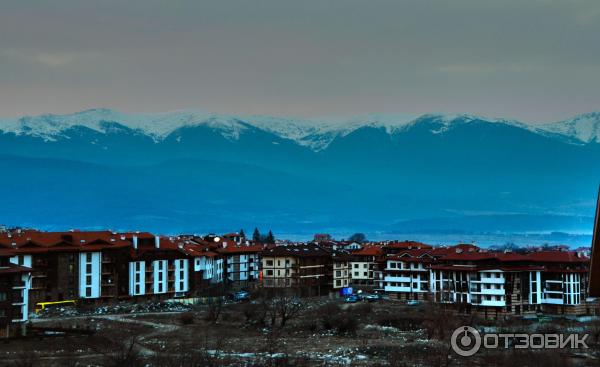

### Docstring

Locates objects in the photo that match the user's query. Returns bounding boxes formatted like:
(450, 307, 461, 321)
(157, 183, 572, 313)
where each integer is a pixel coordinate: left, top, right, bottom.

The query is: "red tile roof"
(352, 245, 384, 256)
(217, 244, 265, 254)
(384, 241, 433, 250)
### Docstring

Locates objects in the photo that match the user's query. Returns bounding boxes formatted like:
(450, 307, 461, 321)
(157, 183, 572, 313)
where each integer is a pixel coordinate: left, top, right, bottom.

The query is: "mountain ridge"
(2, 108, 599, 151)
(0, 108, 599, 236)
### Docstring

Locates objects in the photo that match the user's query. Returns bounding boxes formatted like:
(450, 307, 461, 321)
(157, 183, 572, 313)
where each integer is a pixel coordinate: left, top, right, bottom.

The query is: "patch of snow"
(0, 108, 249, 142)
(1, 108, 598, 151)
(536, 112, 600, 143)
(364, 324, 401, 333)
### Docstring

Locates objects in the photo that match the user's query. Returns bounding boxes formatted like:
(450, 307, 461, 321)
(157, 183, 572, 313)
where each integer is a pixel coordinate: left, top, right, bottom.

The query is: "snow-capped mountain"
(0, 108, 599, 235)
(537, 112, 600, 143)
(2, 108, 598, 151)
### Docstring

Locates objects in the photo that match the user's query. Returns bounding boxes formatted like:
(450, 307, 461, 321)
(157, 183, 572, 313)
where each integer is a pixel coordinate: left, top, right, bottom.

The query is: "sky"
(1, 0, 599, 122)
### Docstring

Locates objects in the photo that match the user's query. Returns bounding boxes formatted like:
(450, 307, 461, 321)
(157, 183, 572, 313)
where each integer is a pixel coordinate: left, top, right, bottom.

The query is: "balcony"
(384, 276, 412, 282)
(472, 288, 505, 296)
(542, 297, 564, 305)
(473, 277, 505, 284)
(479, 300, 506, 307)
(385, 285, 415, 292)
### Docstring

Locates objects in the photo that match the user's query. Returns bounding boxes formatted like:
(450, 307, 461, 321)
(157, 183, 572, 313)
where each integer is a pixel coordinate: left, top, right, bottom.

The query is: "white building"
(9, 255, 32, 323)
(218, 244, 263, 283)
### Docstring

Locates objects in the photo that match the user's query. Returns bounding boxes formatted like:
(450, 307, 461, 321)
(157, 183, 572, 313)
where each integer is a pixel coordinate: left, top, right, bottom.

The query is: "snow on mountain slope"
(246, 113, 418, 150)
(0, 108, 598, 149)
(0, 108, 250, 142)
(537, 112, 600, 143)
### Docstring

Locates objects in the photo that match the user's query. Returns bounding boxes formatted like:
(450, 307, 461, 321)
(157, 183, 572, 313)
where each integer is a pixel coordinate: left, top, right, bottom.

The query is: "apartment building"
(384, 248, 436, 301)
(262, 244, 331, 295)
(0, 253, 30, 338)
(0, 230, 132, 309)
(218, 242, 263, 285)
(126, 234, 191, 299)
(331, 252, 352, 290)
(429, 249, 590, 317)
(349, 246, 384, 289)
(181, 238, 225, 294)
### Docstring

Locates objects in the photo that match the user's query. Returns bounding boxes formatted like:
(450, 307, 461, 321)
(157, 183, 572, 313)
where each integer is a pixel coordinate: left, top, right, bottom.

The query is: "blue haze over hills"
(0, 109, 599, 244)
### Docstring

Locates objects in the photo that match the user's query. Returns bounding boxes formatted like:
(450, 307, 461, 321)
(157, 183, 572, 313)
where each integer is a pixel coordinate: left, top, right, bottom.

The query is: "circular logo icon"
(451, 326, 481, 357)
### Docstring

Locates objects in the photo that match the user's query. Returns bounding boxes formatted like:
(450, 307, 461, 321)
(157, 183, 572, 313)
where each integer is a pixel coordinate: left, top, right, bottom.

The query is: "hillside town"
(0, 227, 597, 340)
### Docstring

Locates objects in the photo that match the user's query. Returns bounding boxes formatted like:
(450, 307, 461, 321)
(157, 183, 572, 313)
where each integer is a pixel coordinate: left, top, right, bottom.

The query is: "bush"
(179, 312, 194, 325)
(334, 314, 358, 336)
(376, 313, 423, 331)
(318, 303, 341, 330)
(353, 303, 372, 317)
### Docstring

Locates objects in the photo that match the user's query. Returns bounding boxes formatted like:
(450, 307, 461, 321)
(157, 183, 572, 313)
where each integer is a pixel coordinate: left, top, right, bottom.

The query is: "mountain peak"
(1, 108, 599, 148)
(539, 112, 600, 143)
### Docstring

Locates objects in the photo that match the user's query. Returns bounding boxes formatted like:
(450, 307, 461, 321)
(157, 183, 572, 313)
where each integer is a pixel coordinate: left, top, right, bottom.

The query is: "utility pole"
(589, 185, 600, 297)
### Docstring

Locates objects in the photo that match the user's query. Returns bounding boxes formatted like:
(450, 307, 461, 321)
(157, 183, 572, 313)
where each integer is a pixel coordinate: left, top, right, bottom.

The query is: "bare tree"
(205, 297, 224, 323)
(272, 297, 303, 328)
(90, 334, 145, 367)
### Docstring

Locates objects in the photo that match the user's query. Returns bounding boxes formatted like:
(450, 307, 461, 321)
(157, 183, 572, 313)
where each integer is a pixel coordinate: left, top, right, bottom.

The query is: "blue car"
(233, 291, 250, 301)
(345, 295, 360, 303)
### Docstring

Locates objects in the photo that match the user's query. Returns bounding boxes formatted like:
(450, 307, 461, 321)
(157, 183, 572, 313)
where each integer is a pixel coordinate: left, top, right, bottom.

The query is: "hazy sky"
(1, 0, 599, 122)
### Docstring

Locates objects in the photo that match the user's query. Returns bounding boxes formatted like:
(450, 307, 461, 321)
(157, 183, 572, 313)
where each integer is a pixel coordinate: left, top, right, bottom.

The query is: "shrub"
(318, 303, 341, 330)
(179, 312, 194, 325)
(376, 313, 423, 331)
(334, 313, 358, 336)
(353, 303, 372, 317)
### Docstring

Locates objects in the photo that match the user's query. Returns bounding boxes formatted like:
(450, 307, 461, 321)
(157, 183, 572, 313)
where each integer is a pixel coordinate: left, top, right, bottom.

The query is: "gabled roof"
(0, 230, 131, 253)
(217, 244, 265, 254)
(383, 241, 433, 250)
(264, 244, 330, 258)
(351, 245, 384, 257)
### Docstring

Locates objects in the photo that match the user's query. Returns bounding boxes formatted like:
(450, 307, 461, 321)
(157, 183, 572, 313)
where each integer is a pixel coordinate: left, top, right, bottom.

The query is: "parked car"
(406, 300, 420, 306)
(365, 294, 382, 302)
(344, 295, 360, 303)
(233, 291, 250, 302)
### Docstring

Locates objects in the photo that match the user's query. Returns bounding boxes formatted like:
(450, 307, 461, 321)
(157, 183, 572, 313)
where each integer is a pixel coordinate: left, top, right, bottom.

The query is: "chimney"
(155, 236, 160, 249)
(133, 235, 138, 249)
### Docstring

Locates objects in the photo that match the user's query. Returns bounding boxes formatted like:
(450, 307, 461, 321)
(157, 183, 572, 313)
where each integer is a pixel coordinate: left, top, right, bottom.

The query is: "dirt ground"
(0, 299, 598, 366)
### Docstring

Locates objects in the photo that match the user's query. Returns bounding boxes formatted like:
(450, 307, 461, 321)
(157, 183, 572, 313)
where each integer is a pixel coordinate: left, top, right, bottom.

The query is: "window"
(354, 264, 359, 269)
(266, 260, 273, 266)
(86, 288, 92, 297)
(363, 264, 368, 269)
(0, 292, 6, 301)
(336, 271, 341, 277)
(390, 262, 397, 268)
(354, 272, 359, 276)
